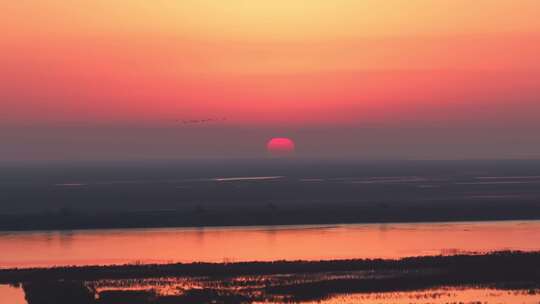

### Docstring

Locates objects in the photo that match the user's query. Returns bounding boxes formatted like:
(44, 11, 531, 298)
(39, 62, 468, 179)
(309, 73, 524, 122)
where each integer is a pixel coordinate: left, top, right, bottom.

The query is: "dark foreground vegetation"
(2, 251, 540, 303)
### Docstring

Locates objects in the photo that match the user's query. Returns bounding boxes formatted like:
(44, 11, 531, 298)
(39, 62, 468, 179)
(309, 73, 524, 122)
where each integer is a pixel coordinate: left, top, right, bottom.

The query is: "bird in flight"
(174, 117, 227, 124)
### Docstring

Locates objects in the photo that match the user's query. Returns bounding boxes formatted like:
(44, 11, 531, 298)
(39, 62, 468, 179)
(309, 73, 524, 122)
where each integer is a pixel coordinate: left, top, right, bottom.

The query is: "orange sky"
(2, 0, 540, 127)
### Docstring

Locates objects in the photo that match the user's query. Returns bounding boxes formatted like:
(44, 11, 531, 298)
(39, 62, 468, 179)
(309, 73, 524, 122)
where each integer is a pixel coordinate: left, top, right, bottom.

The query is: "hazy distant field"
(1, 160, 540, 230)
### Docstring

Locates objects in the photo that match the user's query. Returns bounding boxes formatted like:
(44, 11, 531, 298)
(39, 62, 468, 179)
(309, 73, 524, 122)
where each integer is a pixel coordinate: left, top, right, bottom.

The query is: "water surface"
(0, 285, 26, 304)
(1, 220, 539, 268)
(309, 288, 540, 304)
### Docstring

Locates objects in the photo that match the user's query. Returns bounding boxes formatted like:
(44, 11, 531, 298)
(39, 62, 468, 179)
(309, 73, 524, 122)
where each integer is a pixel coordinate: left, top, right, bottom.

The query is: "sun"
(267, 137, 296, 156)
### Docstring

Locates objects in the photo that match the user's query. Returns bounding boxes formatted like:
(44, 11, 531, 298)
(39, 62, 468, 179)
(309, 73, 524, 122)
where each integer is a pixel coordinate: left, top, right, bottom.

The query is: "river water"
(1, 220, 539, 269)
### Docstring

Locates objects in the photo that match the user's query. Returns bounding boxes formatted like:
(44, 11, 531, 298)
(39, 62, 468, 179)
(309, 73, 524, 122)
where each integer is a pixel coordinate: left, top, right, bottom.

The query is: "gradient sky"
(1, 1, 540, 160)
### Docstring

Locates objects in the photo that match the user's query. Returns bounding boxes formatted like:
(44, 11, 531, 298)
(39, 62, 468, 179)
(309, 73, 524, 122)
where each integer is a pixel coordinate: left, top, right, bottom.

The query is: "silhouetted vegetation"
(22, 281, 95, 304)
(3, 251, 540, 304)
(99, 290, 156, 304)
(155, 289, 250, 304)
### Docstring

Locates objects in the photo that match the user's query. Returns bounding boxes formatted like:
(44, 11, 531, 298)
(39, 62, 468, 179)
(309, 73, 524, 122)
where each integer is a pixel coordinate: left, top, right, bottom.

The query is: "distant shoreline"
(1, 212, 540, 232)
(1, 216, 540, 234)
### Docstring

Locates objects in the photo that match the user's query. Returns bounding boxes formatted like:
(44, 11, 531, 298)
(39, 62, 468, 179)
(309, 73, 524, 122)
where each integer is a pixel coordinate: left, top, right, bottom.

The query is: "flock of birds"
(174, 117, 227, 125)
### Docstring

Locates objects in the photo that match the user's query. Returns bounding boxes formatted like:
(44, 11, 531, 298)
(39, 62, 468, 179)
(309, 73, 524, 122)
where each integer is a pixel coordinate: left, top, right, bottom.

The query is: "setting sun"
(267, 137, 296, 156)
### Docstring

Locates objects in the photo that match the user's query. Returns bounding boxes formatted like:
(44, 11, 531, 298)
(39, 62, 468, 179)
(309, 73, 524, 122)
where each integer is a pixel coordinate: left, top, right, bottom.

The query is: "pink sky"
(1, 1, 540, 160)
